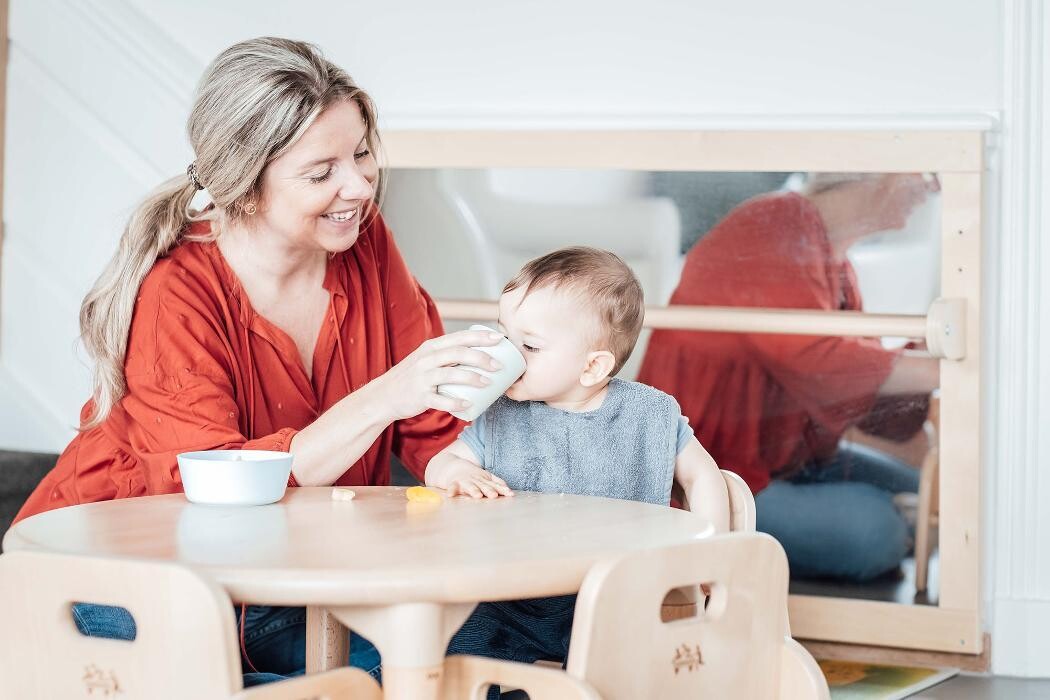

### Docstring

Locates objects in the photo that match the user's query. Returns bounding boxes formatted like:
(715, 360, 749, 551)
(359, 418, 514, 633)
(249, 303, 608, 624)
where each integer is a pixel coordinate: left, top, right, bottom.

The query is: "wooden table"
(4, 486, 713, 699)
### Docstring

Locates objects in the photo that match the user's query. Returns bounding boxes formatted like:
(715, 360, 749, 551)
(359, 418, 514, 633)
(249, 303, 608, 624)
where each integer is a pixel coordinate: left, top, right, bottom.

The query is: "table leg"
(329, 601, 476, 700)
(306, 606, 349, 673)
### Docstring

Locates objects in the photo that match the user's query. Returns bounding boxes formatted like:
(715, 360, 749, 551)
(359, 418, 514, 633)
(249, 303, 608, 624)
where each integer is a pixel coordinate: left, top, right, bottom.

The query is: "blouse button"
(277, 403, 283, 411)
(228, 411, 236, 419)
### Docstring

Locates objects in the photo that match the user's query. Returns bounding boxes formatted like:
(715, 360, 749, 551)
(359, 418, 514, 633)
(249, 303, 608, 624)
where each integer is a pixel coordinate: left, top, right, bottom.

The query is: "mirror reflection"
(384, 168, 942, 605)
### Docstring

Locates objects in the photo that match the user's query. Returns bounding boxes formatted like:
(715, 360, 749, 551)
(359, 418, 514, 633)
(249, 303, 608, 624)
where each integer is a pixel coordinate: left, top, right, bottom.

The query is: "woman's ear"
(579, 350, 616, 387)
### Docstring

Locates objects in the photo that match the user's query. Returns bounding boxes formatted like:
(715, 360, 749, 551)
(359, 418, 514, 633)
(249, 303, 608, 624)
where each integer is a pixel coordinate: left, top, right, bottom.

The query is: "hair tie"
(186, 162, 205, 191)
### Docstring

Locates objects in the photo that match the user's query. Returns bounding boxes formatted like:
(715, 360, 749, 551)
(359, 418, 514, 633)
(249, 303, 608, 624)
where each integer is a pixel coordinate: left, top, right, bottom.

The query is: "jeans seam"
(243, 614, 307, 646)
(71, 604, 87, 631)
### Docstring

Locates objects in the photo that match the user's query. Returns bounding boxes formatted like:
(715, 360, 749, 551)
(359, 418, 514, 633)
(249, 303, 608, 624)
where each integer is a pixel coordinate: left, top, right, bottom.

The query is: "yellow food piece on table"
(406, 486, 442, 504)
(331, 488, 356, 502)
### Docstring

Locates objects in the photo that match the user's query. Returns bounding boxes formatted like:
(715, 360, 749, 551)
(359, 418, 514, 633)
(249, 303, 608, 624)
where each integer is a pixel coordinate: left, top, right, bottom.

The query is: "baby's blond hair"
(503, 247, 644, 375)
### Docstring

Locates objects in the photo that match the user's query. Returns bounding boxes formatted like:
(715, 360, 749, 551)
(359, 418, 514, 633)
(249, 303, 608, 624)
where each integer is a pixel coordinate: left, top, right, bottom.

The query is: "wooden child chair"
(441, 654, 599, 699)
(566, 532, 829, 700)
(716, 469, 757, 532)
(0, 550, 381, 700)
(662, 469, 757, 622)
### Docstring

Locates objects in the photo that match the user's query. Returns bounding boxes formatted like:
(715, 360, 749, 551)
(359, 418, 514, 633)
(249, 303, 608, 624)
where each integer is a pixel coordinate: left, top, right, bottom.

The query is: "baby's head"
(497, 246, 644, 404)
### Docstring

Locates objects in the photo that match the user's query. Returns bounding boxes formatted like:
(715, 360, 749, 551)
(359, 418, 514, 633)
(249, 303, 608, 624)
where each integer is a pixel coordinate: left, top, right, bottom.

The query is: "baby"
(429, 246, 729, 670)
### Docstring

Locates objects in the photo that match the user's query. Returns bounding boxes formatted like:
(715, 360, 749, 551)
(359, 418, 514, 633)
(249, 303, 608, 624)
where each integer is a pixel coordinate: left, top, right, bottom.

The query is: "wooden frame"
(382, 129, 986, 654)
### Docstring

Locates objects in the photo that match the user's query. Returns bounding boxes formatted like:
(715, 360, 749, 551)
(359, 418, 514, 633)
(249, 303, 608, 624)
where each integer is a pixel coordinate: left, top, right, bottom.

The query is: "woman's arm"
(288, 328, 503, 486)
(878, 351, 939, 396)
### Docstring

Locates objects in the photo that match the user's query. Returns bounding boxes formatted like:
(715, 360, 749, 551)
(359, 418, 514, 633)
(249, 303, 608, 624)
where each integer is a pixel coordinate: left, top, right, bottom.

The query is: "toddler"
(429, 246, 729, 674)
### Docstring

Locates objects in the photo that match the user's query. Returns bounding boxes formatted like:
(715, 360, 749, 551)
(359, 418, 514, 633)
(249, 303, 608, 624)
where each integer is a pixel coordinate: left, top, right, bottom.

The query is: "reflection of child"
(431, 246, 729, 670)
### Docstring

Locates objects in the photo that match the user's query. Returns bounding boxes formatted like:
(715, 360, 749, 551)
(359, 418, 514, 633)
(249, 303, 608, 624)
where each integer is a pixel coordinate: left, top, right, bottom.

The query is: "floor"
(916, 674, 1050, 698)
(791, 552, 940, 606)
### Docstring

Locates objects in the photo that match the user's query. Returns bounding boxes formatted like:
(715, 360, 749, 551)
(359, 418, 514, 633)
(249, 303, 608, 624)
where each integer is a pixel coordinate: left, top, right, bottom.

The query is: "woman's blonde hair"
(79, 37, 383, 428)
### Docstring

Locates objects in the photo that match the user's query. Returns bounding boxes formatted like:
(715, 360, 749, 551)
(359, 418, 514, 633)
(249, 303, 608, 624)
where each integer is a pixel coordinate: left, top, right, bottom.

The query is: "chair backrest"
(663, 469, 758, 620)
(442, 655, 599, 700)
(721, 469, 757, 532)
(0, 550, 243, 700)
(567, 533, 828, 700)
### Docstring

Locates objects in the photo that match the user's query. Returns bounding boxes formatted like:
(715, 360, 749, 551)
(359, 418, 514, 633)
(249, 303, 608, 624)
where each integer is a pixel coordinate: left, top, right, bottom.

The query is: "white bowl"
(176, 450, 293, 506)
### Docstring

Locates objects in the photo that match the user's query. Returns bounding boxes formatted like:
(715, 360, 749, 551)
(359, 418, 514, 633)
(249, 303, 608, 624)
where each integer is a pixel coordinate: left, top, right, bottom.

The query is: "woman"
(15, 37, 504, 683)
(639, 173, 941, 582)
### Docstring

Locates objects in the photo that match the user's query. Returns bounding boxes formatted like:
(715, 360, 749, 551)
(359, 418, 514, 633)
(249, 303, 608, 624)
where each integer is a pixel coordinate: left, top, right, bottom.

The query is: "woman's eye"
(522, 344, 538, 353)
(354, 149, 371, 160)
(309, 169, 333, 184)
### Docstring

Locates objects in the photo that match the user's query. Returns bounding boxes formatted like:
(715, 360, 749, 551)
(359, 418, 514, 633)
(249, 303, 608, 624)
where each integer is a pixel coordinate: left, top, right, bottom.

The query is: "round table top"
(4, 486, 713, 606)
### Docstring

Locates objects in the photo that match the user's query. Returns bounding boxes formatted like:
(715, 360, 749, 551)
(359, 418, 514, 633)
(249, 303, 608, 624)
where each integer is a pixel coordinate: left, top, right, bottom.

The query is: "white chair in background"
(382, 168, 683, 378)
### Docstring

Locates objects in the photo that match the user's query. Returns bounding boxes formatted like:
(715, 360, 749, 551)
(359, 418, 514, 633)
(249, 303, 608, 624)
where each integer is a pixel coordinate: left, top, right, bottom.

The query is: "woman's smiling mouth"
(322, 208, 357, 223)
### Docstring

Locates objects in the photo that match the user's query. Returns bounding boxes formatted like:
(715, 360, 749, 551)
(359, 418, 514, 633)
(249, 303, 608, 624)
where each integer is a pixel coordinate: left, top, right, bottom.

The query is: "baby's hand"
(446, 467, 514, 500)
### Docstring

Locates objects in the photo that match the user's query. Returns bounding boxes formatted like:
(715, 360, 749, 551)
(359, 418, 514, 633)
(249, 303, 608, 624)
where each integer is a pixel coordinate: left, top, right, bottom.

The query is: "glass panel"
(382, 168, 941, 605)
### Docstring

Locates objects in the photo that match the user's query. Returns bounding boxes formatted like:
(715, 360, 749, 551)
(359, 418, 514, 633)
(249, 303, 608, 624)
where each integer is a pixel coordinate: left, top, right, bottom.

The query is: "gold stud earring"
(243, 202, 257, 215)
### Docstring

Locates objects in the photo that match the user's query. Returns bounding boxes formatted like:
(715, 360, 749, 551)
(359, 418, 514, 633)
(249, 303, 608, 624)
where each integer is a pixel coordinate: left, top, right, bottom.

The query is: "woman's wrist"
(288, 378, 399, 486)
(357, 373, 401, 426)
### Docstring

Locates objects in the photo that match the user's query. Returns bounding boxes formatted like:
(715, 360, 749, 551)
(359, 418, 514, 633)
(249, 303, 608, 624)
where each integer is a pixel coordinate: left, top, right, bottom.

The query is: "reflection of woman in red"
(639, 173, 941, 581)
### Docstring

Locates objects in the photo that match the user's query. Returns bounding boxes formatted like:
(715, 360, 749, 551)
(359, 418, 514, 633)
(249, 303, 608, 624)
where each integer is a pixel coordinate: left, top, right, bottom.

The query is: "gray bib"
(481, 378, 679, 505)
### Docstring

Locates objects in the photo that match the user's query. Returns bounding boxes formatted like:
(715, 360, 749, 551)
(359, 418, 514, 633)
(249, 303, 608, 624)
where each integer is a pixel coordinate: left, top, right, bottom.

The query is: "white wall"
(6, 0, 1050, 677)
(986, 0, 1050, 677)
(127, 0, 1002, 120)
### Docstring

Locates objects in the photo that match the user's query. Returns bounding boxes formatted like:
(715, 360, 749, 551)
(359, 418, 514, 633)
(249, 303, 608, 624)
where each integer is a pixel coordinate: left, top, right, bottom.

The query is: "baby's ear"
(580, 350, 616, 387)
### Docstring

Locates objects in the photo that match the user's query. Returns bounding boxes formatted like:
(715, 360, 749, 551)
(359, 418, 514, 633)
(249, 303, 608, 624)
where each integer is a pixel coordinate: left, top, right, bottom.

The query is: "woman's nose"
(338, 167, 374, 201)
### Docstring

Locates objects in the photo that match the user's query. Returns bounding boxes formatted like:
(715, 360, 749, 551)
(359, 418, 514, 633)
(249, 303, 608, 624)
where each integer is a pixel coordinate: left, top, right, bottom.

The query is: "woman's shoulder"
(718, 192, 822, 236)
(692, 191, 829, 269)
(136, 240, 232, 320)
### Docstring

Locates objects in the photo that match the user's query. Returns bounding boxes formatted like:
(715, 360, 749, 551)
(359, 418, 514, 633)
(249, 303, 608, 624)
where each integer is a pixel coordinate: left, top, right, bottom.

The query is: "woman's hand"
(374, 328, 505, 421)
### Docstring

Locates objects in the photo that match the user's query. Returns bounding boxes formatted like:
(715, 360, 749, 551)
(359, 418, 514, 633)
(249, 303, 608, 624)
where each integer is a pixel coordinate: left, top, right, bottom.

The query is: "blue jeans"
(70, 603, 381, 688)
(447, 595, 577, 700)
(756, 442, 920, 582)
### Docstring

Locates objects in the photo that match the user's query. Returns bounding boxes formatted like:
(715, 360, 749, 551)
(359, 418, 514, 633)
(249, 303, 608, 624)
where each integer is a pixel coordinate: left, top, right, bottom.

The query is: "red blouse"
(638, 193, 899, 494)
(16, 213, 461, 523)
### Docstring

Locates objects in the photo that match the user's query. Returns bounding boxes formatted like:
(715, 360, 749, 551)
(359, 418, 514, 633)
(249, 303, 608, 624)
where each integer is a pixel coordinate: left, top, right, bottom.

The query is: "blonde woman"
(640, 173, 941, 583)
(15, 37, 500, 684)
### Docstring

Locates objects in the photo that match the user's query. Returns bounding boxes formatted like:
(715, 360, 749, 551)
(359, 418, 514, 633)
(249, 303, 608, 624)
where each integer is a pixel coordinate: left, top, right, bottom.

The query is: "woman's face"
(871, 173, 940, 231)
(253, 99, 378, 254)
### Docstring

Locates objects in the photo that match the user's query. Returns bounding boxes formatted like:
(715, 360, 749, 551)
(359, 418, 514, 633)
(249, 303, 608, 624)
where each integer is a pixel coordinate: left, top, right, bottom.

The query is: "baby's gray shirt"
(459, 378, 692, 505)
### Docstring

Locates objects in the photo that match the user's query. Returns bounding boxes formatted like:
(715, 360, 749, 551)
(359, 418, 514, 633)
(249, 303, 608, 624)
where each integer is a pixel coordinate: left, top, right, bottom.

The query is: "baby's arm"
(674, 437, 730, 533)
(425, 439, 514, 499)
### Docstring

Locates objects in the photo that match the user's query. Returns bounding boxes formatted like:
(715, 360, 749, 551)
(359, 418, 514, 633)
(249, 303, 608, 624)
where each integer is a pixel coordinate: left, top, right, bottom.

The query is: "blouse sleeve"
(371, 215, 465, 480)
(118, 260, 299, 495)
